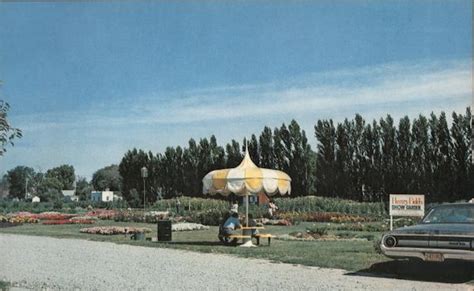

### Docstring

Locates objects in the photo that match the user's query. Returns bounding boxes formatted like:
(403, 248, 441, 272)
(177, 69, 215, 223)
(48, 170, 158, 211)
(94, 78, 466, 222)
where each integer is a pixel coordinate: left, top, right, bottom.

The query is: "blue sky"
(0, 1, 472, 178)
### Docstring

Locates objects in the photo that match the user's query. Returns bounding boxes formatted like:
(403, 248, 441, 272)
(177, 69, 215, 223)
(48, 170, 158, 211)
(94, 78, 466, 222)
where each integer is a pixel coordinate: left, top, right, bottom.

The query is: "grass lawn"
(0, 220, 388, 271)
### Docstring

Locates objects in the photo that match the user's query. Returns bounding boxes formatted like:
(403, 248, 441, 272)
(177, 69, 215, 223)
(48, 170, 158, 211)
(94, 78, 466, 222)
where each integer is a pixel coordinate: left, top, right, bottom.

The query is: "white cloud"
(6, 58, 472, 177)
(16, 58, 471, 131)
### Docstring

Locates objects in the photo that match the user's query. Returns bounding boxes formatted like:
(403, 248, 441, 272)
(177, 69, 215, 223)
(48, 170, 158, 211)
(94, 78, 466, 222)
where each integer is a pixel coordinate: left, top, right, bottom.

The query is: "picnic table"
(223, 226, 273, 246)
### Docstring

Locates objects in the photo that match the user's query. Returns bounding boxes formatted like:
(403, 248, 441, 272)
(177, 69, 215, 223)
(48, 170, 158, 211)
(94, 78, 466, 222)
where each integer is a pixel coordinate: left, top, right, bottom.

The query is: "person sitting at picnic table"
(222, 209, 241, 236)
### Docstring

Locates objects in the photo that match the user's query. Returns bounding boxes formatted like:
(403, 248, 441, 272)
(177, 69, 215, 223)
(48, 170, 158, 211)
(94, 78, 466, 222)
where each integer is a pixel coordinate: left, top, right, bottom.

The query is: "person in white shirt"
(268, 200, 278, 219)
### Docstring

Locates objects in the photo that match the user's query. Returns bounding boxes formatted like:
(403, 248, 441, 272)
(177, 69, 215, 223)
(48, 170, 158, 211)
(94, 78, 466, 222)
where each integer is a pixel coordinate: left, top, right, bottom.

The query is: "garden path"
(0, 234, 470, 290)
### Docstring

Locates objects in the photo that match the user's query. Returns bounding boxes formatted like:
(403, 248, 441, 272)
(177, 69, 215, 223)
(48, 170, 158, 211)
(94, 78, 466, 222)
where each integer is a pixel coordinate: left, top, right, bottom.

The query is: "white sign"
(389, 194, 425, 217)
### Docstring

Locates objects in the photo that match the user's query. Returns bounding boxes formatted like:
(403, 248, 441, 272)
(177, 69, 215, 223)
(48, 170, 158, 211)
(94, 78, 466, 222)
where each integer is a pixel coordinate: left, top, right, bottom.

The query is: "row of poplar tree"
(119, 120, 315, 206)
(119, 108, 473, 206)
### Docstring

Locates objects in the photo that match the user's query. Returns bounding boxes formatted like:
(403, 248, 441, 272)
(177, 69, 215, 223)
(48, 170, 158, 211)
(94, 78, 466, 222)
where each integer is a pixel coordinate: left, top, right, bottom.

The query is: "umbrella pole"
(245, 193, 249, 227)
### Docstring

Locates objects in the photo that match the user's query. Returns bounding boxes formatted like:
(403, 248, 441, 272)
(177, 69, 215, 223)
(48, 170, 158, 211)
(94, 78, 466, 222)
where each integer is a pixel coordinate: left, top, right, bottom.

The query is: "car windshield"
(422, 205, 474, 224)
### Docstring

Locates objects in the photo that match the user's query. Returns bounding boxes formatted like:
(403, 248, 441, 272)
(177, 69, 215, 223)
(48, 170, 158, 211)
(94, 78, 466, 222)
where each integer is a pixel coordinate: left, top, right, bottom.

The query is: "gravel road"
(0, 234, 471, 290)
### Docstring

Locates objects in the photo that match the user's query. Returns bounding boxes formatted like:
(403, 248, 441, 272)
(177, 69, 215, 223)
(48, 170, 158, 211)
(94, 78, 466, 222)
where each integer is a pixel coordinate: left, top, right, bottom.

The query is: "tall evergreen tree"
(259, 126, 274, 168)
(183, 139, 200, 196)
(361, 121, 382, 201)
(397, 116, 413, 193)
(335, 121, 351, 198)
(379, 115, 398, 199)
(411, 115, 430, 194)
(225, 140, 242, 168)
(314, 119, 337, 197)
(248, 134, 260, 165)
(450, 109, 471, 200)
(436, 112, 453, 200)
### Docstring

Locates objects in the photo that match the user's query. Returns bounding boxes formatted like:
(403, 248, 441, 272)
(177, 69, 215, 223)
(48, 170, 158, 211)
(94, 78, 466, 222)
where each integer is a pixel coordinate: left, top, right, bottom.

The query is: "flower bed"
(113, 210, 170, 223)
(0, 215, 9, 223)
(278, 211, 371, 223)
(86, 209, 117, 220)
(34, 212, 78, 220)
(172, 223, 209, 232)
(9, 216, 40, 224)
(80, 226, 152, 235)
(42, 219, 95, 225)
(70, 216, 98, 221)
(258, 218, 292, 226)
(4, 213, 39, 224)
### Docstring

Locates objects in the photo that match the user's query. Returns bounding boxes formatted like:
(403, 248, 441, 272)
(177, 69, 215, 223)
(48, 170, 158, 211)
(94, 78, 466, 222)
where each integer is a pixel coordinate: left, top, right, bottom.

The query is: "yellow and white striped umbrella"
(202, 149, 291, 231)
(202, 150, 291, 196)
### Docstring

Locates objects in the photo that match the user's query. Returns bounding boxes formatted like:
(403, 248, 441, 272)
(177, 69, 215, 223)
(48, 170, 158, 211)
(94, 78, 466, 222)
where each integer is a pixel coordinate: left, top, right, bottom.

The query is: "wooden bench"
(227, 234, 251, 240)
(253, 233, 273, 245)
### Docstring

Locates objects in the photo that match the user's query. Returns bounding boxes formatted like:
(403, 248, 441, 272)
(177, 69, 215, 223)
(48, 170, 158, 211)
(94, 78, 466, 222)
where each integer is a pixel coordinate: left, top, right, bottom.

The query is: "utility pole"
(24, 177, 29, 200)
(141, 167, 148, 213)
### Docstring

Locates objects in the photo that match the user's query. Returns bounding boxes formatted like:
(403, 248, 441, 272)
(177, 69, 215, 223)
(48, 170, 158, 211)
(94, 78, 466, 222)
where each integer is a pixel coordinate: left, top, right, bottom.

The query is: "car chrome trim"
(380, 245, 474, 261)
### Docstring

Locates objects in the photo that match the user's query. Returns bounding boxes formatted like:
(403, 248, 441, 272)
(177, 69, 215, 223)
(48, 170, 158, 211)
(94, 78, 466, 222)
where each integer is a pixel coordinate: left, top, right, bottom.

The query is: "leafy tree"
(172, 146, 185, 196)
(36, 176, 63, 202)
(247, 134, 260, 166)
(76, 176, 93, 201)
(45, 165, 75, 190)
(0, 175, 9, 198)
(411, 115, 430, 194)
(159, 147, 179, 198)
(225, 140, 242, 168)
(118, 148, 153, 206)
(361, 120, 382, 201)
(335, 121, 352, 197)
(287, 120, 315, 196)
(314, 119, 336, 197)
(183, 139, 200, 196)
(92, 165, 121, 191)
(6, 166, 35, 199)
(379, 115, 398, 198)
(350, 114, 366, 200)
(397, 116, 413, 193)
(432, 112, 453, 200)
(210, 135, 226, 170)
(0, 100, 22, 156)
(450, 108, 471, 200)
(259, 126, 274, 168)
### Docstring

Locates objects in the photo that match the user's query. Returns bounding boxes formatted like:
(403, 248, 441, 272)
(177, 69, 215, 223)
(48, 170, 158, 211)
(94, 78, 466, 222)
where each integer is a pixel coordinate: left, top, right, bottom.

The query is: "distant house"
(32, 196, 40, 203)
(91, 190, 114, 202)
(62, 190, 79, 202)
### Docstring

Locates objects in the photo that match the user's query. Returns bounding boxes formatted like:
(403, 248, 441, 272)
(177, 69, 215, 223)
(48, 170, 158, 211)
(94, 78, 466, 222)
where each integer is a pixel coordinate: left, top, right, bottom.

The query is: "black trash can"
(157, 220, 172, 241)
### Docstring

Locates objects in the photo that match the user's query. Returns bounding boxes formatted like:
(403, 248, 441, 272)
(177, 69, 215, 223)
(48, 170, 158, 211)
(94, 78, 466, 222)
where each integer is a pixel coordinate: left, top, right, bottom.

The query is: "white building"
(32, 196, 40, 203)
(62, 190, 79, 202)
(91, 190, 114, 202)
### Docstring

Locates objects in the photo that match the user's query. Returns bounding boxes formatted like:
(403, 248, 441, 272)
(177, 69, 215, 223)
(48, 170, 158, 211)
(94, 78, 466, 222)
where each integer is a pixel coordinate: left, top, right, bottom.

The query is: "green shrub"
(306, 225, 328, 236)
(273, 196, 386, 217)
(189, 209, 228, 226)
(152, 197, 229, 213)
(334, 222, 387, 232)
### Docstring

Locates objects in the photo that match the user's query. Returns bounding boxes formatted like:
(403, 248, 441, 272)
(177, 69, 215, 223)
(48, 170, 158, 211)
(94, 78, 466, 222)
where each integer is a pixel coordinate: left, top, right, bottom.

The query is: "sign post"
(389, 194, 425, 230)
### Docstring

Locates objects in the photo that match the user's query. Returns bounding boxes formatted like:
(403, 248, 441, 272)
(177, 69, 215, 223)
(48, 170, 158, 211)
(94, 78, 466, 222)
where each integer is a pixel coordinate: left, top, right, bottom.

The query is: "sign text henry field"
(389, 194, 425, 217)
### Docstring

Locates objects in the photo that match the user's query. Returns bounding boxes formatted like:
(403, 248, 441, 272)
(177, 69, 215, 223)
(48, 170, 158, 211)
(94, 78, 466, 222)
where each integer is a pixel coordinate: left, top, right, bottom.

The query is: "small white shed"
(32, 196, 40, 203)
(91, 190, 114, 202)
